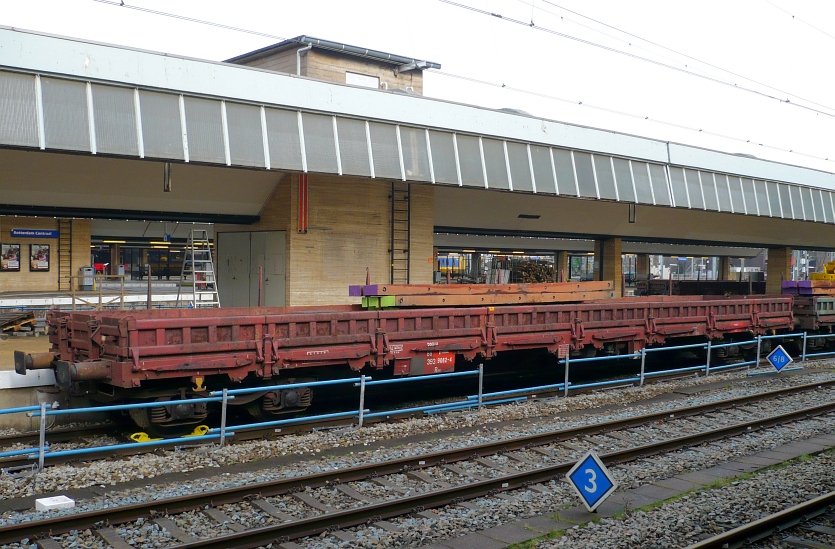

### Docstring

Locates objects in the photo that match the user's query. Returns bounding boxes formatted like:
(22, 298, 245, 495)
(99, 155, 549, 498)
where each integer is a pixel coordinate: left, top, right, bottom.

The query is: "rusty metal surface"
(44, 296, 794, 388)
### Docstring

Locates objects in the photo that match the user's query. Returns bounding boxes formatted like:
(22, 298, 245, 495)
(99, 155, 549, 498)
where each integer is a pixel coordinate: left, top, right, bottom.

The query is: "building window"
(346, 72, 380, 89)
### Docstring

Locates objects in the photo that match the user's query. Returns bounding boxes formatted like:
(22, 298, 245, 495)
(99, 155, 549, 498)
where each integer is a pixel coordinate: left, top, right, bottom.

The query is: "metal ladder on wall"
(58, 219, 72, 291)
(390, 181, 411, 284)
(177, 229, 220, 308)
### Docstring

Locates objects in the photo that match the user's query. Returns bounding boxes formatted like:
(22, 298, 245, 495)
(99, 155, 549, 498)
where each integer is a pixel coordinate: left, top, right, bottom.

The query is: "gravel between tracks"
(0, 364, 833, 547)
(535, 451, 835, 549)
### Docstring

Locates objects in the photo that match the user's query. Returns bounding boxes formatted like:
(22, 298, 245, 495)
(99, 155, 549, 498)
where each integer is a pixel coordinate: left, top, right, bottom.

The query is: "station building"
(1, 28, 835, 305)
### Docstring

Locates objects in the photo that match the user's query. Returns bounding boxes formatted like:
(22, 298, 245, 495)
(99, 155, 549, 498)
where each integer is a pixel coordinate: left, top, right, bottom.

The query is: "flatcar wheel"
(244, 388, 313, 420)
(127, 398, 209, 438)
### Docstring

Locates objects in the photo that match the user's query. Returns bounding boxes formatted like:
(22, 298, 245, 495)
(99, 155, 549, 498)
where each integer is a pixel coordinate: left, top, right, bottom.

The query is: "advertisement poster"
(29, 244, 50, 272)
(1, 243, 21, 271)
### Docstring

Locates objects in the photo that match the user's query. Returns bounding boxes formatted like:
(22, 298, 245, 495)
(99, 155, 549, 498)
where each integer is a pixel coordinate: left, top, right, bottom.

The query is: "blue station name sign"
(11, 229, 59, 238)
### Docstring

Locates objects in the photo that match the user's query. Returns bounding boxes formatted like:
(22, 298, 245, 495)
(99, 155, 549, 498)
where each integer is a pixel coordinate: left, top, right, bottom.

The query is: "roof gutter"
(296, 44, 313, 76)
(294, 35, 441, 70)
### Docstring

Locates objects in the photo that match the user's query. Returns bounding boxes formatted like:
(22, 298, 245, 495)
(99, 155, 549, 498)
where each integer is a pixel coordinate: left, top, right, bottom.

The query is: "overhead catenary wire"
(437, 0, 835, 120)
(90, 0, 835, 167)
(764, 0, 835, 43)
(525, 0, 835, 116)
(91, 0, 289, 42)
(429, 68, 834, 164)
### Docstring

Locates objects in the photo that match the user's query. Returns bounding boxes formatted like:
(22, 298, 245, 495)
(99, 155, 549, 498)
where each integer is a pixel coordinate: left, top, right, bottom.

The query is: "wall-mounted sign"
(11, 229, 59, 238)
(1, 243, 21, 272)
(29, 244, 50, 272)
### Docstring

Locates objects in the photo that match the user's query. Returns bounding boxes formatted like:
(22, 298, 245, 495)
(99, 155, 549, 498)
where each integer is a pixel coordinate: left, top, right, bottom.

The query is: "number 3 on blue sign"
(566, 450, 617, 512)
(583, 468, 597, 493)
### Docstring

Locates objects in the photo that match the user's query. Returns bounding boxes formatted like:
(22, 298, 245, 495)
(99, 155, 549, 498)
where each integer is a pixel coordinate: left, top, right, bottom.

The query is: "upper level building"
(227, 35, 440, 95)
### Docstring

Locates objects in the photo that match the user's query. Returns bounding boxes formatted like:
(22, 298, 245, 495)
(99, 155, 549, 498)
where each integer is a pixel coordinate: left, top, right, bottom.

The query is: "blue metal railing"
(0, 329, 823, 471)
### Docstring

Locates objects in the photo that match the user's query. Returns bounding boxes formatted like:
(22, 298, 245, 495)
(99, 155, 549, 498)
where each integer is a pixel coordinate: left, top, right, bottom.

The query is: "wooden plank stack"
(0, 310, 36, 333)
(782, 280, 835, 296)
(349, 281, 615, 309)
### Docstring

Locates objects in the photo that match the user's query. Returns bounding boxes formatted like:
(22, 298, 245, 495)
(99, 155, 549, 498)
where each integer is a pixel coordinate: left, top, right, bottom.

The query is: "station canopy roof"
(1, 26, 835, 227)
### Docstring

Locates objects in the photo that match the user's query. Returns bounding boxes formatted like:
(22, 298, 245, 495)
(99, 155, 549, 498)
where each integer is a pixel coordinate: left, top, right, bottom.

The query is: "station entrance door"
(217, 231, 286, 307)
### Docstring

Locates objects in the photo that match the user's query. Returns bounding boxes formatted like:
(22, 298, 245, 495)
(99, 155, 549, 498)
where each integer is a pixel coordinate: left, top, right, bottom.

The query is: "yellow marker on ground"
(130, 432, 163, 443)
(184, 425, 210, 437)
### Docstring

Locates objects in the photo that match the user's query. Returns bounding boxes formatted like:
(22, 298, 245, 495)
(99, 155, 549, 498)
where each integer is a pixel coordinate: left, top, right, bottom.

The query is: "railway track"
(2, 380, 832, 547)
(688, 491, 835, 548)
(0, 423, 115, 448)
(1, 377, 832, 471)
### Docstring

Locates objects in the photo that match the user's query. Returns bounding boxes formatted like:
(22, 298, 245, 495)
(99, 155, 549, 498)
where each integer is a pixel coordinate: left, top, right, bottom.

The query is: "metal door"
(217, 232, 250, 307)
(249, 231, 286, 307)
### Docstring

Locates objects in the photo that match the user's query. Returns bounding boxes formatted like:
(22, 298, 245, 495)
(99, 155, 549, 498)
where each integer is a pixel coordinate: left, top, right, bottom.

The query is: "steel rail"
(686, 490, 835, 548)
(0, 424, 115, 449)
(169, 402, 835, 548)
(1, 377, 831, 471)
(2, 381, 831, 545)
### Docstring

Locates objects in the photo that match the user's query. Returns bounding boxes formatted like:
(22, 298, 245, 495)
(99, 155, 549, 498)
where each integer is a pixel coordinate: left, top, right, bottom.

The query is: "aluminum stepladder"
(177, 228, 220, 308)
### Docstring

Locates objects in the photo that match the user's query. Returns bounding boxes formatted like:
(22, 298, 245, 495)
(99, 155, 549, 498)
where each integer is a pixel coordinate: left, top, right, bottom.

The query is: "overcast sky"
(4, 0, 835, 173)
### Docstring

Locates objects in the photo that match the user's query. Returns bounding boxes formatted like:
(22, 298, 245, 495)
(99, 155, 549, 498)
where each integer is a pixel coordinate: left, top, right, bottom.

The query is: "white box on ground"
(35, 495, 75, 511)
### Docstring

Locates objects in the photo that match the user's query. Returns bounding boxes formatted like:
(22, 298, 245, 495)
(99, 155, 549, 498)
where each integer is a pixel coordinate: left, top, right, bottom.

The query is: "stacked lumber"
(782, 280, 835, 296)
(349, 281, 615, 308)
(0, 310, 36, 333)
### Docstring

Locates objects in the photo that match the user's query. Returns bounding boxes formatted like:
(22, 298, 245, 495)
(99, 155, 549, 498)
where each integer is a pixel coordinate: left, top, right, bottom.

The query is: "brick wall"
(235, 48, 424, 94)
(0, 216, 90, 292)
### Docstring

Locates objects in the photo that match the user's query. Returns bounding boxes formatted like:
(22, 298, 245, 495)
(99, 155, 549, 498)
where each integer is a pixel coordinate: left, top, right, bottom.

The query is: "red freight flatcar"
(15, 295, 793, 431)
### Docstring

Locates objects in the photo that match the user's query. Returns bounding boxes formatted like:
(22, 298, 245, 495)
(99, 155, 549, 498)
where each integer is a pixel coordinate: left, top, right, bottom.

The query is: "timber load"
(350, 281, 615, 308)
(782, 280, 835, 296)
(0, 310, 36, 333)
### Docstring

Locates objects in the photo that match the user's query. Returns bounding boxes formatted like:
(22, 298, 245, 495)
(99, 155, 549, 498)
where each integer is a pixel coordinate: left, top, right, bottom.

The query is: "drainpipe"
(296, 44, 313, 76)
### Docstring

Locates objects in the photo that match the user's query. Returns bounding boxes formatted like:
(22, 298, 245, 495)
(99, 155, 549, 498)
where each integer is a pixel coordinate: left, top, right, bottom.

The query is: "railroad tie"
(251, 499, 295, 522)
(330, 530, 358, 543)
(475, 456, 515, 474)
(335, 484, 373, 503)
(292, 492, 335, 513)
(528, 483, 552, 494)
(95, 527, 133, 549)
(782, 535, 832, 549)
(277, 542, 306, 549)
(35, 539, 63, 549)
(560, 440, 591, 453)
(442, 463, 489, 481)
(505, 452, 537, 466)
(203, 508, 246, 532)
(805, 524, 835, 536)
(372, 520, 403, 533)
(405, 470, 437, 485)
(370, 477, 410, 494)
(154, 517, 199, 543)
(528, 446, 556, 458)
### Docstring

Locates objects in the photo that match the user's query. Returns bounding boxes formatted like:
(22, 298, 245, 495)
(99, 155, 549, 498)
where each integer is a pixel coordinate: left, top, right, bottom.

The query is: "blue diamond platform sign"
(566, 450, 617, 512)
(766, 345, 793, 372)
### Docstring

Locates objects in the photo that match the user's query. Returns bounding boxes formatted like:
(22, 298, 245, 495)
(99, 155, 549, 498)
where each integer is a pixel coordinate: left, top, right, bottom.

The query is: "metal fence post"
(358, 375, 367, 428)
(477, 364, 484, 410)
(801, 332, 807, 362)
(563, 355, 570, 397)
(753, 335, 762, 372)
(639, 348, 646, 386)
(705, 341, 712, 376)
(219, 388, 228, 446)
(38, 402, 47, 472)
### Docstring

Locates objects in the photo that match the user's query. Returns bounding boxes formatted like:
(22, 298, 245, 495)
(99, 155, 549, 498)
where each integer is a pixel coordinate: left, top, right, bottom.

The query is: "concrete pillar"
(718, 256, 732, 281)
(556, 251, 570, 282)
(109, 244, 120, 276)
(766, 247, 792, 295)
(595, 237, 623, 297)
(636, 254, 650, 282)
